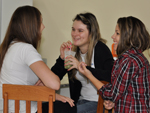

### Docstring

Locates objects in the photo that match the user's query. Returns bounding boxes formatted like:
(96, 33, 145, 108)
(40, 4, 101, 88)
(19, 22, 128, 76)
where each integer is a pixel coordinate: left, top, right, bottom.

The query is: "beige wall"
(33, 0, 150, 69)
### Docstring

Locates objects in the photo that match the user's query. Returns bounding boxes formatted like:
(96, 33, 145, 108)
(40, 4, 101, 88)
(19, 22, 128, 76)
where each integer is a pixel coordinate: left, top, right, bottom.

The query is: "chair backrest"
(3, 84, 55, 113)
(97, 81, 114, 113)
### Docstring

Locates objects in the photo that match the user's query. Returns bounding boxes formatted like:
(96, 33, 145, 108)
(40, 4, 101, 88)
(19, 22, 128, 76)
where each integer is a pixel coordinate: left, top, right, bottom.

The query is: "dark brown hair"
(0, 5, 42, 72)
(117, 16, 150, 57)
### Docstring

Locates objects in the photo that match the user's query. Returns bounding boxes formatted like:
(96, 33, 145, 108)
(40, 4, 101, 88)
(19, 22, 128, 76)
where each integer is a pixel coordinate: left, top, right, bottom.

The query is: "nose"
(71, 30, 78, 37)
(111, 33, 115, 39)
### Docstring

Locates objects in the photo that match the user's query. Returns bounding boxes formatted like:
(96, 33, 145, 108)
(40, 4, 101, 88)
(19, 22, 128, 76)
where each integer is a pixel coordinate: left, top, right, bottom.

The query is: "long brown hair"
(71, 12, 106, 80)
(116, 16, 150, 57)
(0, 5, 42, 72)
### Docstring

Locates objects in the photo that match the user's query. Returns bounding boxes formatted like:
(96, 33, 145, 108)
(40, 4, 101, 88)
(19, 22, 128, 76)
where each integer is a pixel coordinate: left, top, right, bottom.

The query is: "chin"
(73, 42, 79, 46)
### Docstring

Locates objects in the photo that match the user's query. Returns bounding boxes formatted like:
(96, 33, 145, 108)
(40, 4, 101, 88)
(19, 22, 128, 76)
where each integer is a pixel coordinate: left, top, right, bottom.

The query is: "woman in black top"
(51, 12, 114, 113)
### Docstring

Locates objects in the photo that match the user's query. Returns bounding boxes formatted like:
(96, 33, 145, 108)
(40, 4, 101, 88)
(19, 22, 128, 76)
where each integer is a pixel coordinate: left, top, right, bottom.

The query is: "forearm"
(78, 62, 105, 90)
(51, 56, 67, 80)
(86, 73, 104, 90)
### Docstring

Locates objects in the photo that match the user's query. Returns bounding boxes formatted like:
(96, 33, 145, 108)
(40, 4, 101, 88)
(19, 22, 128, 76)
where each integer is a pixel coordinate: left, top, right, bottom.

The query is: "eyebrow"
(72, 27, 84, 30)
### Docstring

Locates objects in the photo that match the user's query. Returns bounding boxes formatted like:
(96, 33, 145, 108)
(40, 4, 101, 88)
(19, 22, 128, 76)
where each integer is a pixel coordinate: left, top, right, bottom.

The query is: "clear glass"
(64, 50, 76, 69)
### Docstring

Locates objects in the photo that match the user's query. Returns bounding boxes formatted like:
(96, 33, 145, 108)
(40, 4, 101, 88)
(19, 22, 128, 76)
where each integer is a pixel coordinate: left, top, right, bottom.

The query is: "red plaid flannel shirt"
(99, 48, 150, 113)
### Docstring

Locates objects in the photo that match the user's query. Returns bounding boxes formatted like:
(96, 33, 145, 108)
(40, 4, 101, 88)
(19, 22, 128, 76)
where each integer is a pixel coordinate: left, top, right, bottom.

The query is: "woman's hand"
(60, 41, 72, 60)
(56, 93, 75, 107)
(64, 55, 80, 71)
(34, 79, 45, 86)
(103, 100, 115, 110)
(79, 62, 104, 90)
(78, 62, 91, 77)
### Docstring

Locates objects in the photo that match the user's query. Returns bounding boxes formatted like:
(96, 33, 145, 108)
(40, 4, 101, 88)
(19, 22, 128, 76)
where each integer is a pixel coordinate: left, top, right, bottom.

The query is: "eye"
(79, 29, 83, 32)
(117, 32, 120, 35)
(72, 28, 75, 31)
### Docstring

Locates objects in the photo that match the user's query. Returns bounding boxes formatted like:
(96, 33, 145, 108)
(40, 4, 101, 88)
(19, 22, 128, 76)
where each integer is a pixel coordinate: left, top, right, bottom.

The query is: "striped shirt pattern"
(99, 48, 150, 113)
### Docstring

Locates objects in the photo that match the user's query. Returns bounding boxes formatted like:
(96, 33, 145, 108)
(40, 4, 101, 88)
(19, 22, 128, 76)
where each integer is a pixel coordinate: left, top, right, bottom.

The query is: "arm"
(78, 62, 115, 110)
(51, 56, 67, 80)
(51, 41, 72, 80)
(21, 44, 60, 90)
(30, 61, 60, 90)
(99, 58, 136, 102)
(78, 62, 104, 90)
(65, 41, 114, 81)
(79, 56, 136, 104)
(86, 41, 114, 82)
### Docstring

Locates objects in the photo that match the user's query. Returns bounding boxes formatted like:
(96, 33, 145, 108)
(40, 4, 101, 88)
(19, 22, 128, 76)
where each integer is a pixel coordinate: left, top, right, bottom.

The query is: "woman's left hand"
(64, 55, 80, 71)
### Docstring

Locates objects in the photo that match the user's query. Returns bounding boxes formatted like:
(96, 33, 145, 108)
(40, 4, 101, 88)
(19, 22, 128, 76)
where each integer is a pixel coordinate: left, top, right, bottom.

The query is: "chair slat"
(26, 101, 31, 113)
(49, 96, 53, 113)
(4, 93, 8, 113)
(15, 100, 19, 113)
(37, 101, 42, 113)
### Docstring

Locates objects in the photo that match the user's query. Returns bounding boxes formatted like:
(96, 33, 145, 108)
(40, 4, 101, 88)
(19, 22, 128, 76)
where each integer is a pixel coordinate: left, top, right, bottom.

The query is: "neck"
(79, 45, 89, 54)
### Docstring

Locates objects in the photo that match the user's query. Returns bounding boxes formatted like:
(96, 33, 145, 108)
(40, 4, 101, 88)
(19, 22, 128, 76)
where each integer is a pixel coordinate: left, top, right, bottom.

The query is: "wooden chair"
(97, 81, 114, 113)
(3, 84, 55, 113)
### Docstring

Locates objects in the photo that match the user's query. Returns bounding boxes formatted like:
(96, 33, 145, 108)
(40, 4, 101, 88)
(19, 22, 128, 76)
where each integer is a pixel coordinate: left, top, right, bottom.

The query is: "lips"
(113, 42, 116, 44)
(73, 37, 80, 41)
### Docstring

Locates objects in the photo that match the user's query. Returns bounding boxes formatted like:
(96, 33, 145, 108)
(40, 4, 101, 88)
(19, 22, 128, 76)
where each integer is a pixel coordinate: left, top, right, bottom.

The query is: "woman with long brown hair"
(0, 6, 60, 113)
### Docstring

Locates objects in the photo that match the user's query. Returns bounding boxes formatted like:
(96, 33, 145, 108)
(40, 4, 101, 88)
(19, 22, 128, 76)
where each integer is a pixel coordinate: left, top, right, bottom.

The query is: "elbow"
(43, 76, 61, 90)
(53, 81, 60, 90)
(47, 81, 60, 90)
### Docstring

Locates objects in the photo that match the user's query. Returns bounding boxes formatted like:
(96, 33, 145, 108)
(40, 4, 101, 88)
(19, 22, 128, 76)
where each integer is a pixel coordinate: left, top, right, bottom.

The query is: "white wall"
(0, 0, 33, 43)
(33, 0, 150, 69)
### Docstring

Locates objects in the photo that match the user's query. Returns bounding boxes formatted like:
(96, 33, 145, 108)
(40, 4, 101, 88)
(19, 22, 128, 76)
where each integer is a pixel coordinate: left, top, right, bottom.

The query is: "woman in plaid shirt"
(78, 16, 150, 113)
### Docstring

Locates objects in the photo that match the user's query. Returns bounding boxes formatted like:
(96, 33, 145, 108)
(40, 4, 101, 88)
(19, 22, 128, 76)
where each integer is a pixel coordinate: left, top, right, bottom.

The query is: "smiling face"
(111, 24, 120, 51)
(71, 20, 90, 52)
